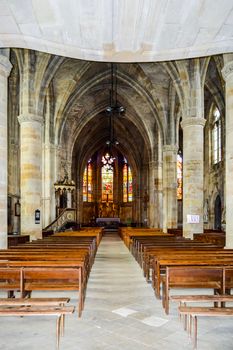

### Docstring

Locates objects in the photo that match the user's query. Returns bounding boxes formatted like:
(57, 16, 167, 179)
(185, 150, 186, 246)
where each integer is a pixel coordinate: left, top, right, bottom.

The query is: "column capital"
(181, 117, 206, 129)
(18, 113, 44, 125)
(222, 61, 233, 82)
(0, 55, 12, 77)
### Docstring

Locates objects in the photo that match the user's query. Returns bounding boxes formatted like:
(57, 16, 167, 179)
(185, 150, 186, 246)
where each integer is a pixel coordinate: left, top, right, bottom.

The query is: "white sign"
(187, 214, 200, 224)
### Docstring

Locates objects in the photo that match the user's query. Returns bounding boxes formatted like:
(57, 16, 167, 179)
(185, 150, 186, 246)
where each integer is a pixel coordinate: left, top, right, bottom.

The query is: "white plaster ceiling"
(1, 0, 233, 62)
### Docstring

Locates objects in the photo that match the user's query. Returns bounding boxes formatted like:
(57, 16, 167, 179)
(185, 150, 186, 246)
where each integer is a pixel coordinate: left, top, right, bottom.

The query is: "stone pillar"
(141, 163, 149, 226)
(148, 161, 156, 228)
(162, 145, 178, 232)
(0, 54, 12, 248)
(222, 58, 233, 247)
(181, 117, 206, 239)
(76, 176, 82, 226)
(18, 114, 43, 240)
(133, 176, 141, 226)
(148, 160, 163, 228)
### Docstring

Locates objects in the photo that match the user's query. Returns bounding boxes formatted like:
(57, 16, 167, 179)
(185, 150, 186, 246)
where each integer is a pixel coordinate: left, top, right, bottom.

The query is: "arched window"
(102, 153, 114, 202)
(83, 160, 93, 202)
(177, 152, 182, 200)
(123, 158, 133, 202)
(212, 106, 221, 164)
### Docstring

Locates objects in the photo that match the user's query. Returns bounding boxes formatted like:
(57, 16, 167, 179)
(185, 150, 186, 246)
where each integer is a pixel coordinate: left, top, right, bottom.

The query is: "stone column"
(18, 114, 43, 240)
(181, 117, 206, 239)
(148, 160, 163, 228)
(76, 176, 82, 226)
(140, 162, 148, 227)
(132, 175, 141, 225)
(162, 145, 178, 232)
(0, 54, 12, 248)
(222, 58, 233, 247)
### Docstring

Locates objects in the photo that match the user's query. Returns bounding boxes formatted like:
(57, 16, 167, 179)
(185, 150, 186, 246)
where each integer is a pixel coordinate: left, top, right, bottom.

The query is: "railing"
(43, 208, 77, 233)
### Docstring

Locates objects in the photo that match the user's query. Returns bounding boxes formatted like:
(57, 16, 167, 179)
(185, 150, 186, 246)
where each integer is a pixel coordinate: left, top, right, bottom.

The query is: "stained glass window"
(212, 107, 221, 164)
(102, 153, 114, 202)
(83, 166, 87, 202)
(83, 160, 93, 202)
(123, 164, 128, 202)
(128, 166, 132, 201)
(87, 163, 93, 201)
(177, 153, 182, 200)
(123, 158, 133, 202)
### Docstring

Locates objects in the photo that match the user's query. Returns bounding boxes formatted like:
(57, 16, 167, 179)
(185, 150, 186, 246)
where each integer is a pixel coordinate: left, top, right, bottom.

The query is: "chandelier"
(105, 63, 125, 147)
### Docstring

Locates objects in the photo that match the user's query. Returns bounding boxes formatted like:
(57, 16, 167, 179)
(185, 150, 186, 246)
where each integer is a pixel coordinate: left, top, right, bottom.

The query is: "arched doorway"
(214, 195, 221, 230)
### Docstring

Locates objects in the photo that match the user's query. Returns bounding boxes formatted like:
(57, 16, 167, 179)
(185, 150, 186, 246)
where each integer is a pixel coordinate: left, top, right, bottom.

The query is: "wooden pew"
(0, 297, 71, 335)
(152, 254, 233, 299)
(131, 236, 181, 264)
(162, 265, 225, 314)
(142, 244, 221, 280)
(0, 267, 23, 297)
(170, 293, 233, 314)
(10, 244, 95, 268)
(179, 305, 233, 350)
(0, 297, 74, 350)
(22, 267, 82, 313)
(0, 262, 84, 317)
(119, 228, 164, 249)
(194, 231, 225, 247)
(0, 229, 102, 316)
(0, 250, 90, 289)
(55, 229, 103, 246)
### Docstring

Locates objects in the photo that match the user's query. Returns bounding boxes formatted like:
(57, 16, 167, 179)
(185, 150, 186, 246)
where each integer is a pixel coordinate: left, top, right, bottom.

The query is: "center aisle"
(1, 233, 232, 349)
(69, 233, 192, 350)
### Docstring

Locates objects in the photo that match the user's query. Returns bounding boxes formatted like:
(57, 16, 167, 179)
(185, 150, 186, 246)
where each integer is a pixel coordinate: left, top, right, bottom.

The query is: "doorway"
(214, 195, 221, 230)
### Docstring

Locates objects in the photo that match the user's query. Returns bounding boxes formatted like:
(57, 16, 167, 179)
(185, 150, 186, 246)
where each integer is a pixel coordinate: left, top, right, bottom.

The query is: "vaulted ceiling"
(1, 1, 233, 62)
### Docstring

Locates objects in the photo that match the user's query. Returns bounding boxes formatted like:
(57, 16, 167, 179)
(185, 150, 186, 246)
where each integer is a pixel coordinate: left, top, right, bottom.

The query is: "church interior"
(1, 1, 233, 349)
(6, 52, 227, 240)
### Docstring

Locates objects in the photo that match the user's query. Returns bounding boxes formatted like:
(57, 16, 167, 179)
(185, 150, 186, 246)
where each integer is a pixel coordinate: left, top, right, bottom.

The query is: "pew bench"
(22, 266, 83, 317)
(170, 294, 233, 327)
(0, 267, 23, 297)
(161, 266, 224, 314)
(179, 305, 233, 350)
(0, 265, 84, 317)
(144, 247, 223, 283)
(170, 293, 233, 308)
(0, 299, 74, 350)
(0, 297, 71, 336)
(153, 257, 233, 299)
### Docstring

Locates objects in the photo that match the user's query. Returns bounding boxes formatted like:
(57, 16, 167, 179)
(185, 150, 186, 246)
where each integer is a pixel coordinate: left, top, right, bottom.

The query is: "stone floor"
(0, 233, 233, 350)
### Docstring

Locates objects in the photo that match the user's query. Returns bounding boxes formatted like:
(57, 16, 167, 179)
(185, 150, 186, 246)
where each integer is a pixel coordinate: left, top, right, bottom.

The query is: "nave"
(0, 233, 232, 350)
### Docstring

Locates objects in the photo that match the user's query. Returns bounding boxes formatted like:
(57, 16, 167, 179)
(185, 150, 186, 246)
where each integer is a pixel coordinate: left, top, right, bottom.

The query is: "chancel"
(1, 1, 233, 349)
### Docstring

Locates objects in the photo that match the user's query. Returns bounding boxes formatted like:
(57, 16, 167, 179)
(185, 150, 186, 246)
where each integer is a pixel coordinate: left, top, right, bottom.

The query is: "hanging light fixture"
(105, 63, 125, 147)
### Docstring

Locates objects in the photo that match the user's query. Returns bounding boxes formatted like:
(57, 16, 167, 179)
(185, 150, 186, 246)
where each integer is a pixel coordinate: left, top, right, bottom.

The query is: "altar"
(96, 217, 120, 228)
